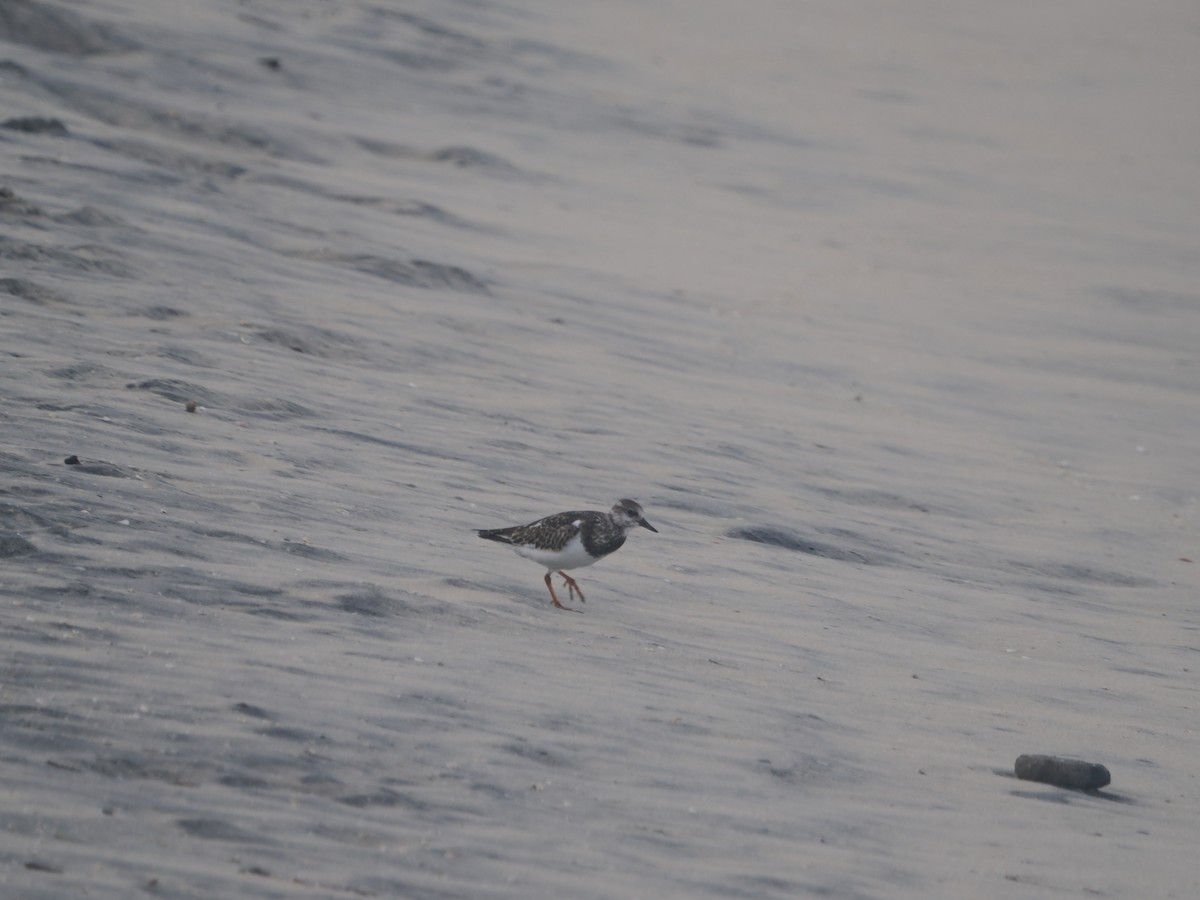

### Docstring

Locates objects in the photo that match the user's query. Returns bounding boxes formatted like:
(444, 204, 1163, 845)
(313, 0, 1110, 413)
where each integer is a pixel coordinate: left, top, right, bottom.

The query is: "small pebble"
(185, 400, 197, 412)
(1015, 754, 1111, 790)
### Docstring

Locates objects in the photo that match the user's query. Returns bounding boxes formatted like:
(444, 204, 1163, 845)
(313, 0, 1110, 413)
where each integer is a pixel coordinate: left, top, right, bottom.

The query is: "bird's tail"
(475, 527, 516, 544)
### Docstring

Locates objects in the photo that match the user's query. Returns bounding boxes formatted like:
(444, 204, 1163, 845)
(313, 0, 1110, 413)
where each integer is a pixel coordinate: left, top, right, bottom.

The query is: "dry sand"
(2, 0, 1199, 897)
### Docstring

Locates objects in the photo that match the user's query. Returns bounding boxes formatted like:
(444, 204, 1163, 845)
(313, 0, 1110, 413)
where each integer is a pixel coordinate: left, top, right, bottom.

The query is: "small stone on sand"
(1014, 754, 1111, 790)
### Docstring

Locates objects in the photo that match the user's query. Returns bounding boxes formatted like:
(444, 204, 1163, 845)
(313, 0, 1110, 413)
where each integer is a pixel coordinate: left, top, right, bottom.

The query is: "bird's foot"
(545, 572, 583, 612)
(559, 571, 585, 603)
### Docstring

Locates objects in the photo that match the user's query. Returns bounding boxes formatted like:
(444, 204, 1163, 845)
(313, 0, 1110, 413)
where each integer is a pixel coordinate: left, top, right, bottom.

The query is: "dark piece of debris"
(1014, 754, 1111, 790)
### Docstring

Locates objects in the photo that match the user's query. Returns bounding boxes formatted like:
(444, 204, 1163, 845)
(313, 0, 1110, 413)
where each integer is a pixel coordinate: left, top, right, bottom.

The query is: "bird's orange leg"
(559, 571, 585, 603)
(544, 571, 581, 612)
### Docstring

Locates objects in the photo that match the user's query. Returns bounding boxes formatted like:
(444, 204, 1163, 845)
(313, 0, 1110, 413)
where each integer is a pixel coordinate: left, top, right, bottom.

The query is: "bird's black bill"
(639, 518, 658, 533)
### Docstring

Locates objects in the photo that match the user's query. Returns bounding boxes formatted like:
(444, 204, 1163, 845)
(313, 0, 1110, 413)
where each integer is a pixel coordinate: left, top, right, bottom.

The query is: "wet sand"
(2, 1, 1199, 897)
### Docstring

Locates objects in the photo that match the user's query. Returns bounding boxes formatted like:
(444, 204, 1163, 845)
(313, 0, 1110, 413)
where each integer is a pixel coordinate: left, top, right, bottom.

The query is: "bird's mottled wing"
(508, 511, 586, 551)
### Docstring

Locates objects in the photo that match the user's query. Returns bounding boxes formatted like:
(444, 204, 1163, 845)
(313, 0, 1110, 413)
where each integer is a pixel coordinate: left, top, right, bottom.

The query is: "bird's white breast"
(514, 529, 597, 571)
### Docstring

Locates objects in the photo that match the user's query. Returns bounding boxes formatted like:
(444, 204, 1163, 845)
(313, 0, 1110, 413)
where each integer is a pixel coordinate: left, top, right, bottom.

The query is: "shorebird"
(474, 499, 658, 610)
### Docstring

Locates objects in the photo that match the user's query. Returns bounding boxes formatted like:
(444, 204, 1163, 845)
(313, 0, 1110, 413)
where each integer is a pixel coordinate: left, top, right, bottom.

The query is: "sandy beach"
(2, 0, 1199, 897)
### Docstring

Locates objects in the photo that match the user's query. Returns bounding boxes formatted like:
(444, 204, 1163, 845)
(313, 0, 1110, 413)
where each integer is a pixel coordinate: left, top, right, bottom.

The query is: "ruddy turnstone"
(475, 499, 658, 611)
